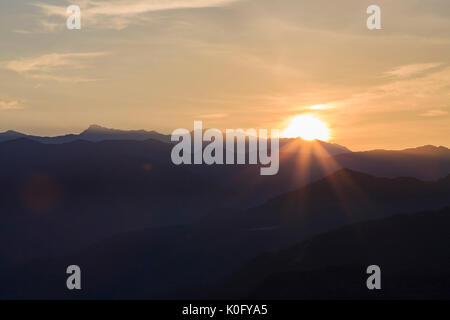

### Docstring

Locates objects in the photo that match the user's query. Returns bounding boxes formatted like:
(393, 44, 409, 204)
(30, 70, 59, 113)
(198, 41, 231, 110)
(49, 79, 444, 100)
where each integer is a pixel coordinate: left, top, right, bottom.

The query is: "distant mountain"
(4, 126, 450, 183)
(0, 125, 171, 144)
(0, 126, 353, 208)
(279, 138, 351, 156)
(212, 207, 450, 299)
(78, 124, 171, 143)
(333, 145, 450, 180)
(7, 124, 449, 190)
(403, 145, 450, 156)
(0, 125, 351, 155)
(0, 130, 29, 141)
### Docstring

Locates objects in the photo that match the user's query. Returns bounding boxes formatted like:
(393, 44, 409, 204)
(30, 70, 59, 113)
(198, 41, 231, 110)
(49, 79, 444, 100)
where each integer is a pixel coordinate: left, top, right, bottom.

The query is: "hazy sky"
(1, 0, 449, 150)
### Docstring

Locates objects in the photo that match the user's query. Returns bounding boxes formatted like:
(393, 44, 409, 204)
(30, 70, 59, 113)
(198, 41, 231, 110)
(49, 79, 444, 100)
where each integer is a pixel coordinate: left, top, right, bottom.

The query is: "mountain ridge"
(2, 169, 449, 299)
(210, 206, 450, 299)
(1, 124, 448, 153)
(0, 124, 171, 144)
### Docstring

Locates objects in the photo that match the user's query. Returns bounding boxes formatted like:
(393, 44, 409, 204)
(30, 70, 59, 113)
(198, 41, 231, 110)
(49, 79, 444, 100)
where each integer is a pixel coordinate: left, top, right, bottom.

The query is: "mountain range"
(212, 206, 450, 299)
(0, 125, 449, 299)
(0, 124, 171, 144)
(1, 168, 449, 299)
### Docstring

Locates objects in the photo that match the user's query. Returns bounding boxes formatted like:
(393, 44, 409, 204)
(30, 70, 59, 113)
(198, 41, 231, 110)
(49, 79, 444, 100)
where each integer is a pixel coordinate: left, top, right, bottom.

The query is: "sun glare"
(280, 114, 330, 141)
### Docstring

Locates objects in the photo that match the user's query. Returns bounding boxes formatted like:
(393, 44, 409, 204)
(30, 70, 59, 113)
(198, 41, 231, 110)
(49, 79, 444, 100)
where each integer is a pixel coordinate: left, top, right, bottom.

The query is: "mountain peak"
(88, 124, 103, 130)
(279, 138, 351, 156)
(403, 145, 450, 156)
(77, 124, 169, 143)
(0, 130, 27, 142)
(84, 124, 113, 133)
(0, 129, 24, 135)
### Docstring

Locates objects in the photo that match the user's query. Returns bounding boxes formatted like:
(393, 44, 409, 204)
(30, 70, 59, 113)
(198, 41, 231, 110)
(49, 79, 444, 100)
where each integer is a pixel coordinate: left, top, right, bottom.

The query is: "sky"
(0, 0, 449, 150)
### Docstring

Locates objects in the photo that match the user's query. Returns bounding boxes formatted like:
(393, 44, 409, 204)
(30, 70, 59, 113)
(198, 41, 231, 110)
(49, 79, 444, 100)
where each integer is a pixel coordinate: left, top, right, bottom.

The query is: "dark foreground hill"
(212, 207, 450, 299)
(1, 169, 449, 299)
(0, 138, 229, 263)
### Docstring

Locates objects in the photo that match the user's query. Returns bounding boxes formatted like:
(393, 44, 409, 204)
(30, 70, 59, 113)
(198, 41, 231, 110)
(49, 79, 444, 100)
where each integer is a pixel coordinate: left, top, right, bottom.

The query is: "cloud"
(13, 29, 34, 35)
(40, 20, 60, 32)
(34, 0, 240, 30)
(385, 63, 443, 78)
(12, 18, 62, 34)
(197, 113, 228, 119)
(27, 73, 106, 83)
(4, 52, 108, 73)
(319, 65, 450, 119)
(2, 52, 109, 82)
(419, 109, 449, 117)
(0, 100, 22, 110)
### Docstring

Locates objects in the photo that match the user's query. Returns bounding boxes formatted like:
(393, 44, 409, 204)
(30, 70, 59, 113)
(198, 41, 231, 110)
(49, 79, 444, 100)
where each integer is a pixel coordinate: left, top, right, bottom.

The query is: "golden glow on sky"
(0, 1, 449, 150)
(309, 104, 329, 110)
(280, 114, 330, 141)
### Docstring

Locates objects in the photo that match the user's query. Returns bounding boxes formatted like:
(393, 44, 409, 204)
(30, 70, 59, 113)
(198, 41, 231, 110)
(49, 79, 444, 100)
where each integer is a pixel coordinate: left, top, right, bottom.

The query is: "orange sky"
(0, 0, 449, 151)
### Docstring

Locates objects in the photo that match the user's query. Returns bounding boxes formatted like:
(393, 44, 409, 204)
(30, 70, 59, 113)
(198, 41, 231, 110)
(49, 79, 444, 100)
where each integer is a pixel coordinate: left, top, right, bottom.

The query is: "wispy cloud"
(321, 65, 450, 117)
(13, 29, 34, 35)
(419, 109, 449, 117)
(13, 17, 63, 34)
(197, 113, 228, 119)
(40, 20, 60, 32)
(35, 0, 240, 30)
(2, 52, 109, 82)
(4, 52, 108, 73)
(385, 63, 443, 78)
(0, 99, 23, 110)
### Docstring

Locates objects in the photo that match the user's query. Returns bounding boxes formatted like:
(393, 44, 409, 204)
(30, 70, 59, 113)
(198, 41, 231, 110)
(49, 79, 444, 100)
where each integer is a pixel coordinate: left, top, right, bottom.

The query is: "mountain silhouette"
(0, 125, 171, 144)
(78, 124, 171, 143)
(0, 125, 351, 154)
(212, 207, 450, 299)
(1, 136, 449, 262)
(3, 125, 449, 184)
(1, 128, 449, 299)
(217, 168, 450, 231)
(1, 167, 449, 299)
(279, 138, 351, 156)
(0, 130, 28, 141)
(333, 146, 450, 180)
(0, 138, 230, 263)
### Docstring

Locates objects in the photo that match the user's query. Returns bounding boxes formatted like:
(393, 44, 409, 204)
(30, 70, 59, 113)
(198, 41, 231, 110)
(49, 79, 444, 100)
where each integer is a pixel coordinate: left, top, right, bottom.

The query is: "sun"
(280, 114, 330, 141)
